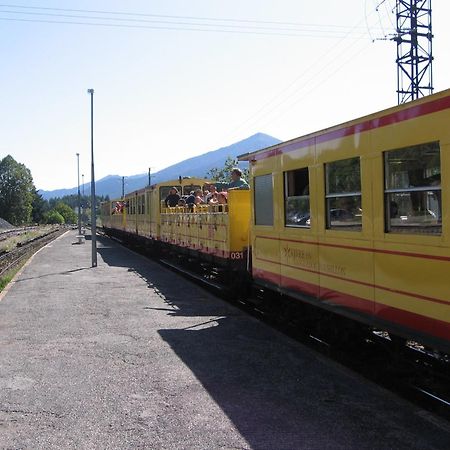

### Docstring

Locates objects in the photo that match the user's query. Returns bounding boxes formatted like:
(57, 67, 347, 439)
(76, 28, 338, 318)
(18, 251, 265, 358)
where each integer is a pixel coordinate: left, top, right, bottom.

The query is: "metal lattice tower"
(394, 0, 433, 104)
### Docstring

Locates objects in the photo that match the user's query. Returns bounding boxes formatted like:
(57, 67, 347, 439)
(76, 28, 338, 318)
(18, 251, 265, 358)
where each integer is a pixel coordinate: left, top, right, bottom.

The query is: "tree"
(31, 188, 49, 223)
(0, 155, 34, 225)
(54, 202, 77, 224)
(206, 156, 249, 183)
(44, 210, 65, 224)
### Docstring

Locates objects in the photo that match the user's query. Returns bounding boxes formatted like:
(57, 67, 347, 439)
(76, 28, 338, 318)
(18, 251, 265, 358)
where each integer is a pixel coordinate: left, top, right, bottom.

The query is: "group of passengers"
(164, 168, 249, 209)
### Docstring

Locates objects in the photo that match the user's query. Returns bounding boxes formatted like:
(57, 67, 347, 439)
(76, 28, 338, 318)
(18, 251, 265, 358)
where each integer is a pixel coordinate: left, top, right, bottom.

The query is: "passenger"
(185, 191, 196, 206)
(206, 184, 218, 203)
(390, 201, 399, 218)
(217, 191, 228, 204)
(113, 201, 124, 214)
(165, 187, 181, 207)
(227, 168, 249, 190)
(208, 193, 218, 204)
(194, 189, 205, 205)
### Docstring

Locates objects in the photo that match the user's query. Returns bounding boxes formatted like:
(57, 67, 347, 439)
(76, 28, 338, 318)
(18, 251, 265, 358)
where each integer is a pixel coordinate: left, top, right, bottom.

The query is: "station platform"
(0, 230, 449, 449)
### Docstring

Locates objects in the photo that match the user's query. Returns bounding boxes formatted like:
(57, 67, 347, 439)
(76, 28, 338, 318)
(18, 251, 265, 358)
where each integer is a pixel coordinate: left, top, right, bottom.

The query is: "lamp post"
(87, 88, 97, 267)
(81, 174, 85, 227)
(76, 153, 81, 236)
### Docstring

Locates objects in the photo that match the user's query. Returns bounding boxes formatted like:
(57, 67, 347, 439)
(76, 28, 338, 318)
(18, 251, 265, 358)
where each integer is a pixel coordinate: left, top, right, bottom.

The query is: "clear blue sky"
(1, 0, 449, 191)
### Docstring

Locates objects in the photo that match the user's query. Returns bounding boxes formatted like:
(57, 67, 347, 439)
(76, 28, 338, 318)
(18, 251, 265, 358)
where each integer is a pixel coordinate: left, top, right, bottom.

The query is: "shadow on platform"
(96, 235, 444, 450)
(15, 267, 90, 283)
(96, 235, 234, 318)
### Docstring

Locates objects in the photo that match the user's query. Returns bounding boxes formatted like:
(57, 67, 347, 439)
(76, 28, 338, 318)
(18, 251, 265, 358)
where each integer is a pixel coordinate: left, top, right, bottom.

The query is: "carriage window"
(159, 185, 183, 211)
(129, 198, 134, 215)
(285, 168, 310, 228)
(160, 186, 182, 202)
(254, 174, 273, 226)
(325, 157, 362, 230)
(384, 142, 441, 234)
(182, 184, 201, 196)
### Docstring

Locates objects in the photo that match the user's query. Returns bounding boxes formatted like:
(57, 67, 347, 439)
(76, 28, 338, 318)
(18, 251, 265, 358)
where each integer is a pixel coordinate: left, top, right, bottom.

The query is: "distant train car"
(239, 88, 450, 353)
(102, 177, 209, 243)
(160, 189, 250, 267)
(101, 177, 251, 278)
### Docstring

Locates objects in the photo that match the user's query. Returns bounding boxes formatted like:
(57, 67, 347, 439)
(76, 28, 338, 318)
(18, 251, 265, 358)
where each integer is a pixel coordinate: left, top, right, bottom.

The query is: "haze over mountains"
(40, 133, 281, 200)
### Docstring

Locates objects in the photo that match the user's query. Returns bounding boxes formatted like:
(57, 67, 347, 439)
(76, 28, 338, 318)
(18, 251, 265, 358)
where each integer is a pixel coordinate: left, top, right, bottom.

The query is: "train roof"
(238, 87, 450, 162)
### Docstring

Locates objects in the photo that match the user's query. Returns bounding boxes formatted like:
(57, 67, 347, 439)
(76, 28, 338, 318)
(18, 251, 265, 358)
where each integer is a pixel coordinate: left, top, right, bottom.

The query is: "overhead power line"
(0, 4, 383, 38)
(216, 4, 391, 145)
(0, 16, 379, 38)
(0, 3, 383, 29)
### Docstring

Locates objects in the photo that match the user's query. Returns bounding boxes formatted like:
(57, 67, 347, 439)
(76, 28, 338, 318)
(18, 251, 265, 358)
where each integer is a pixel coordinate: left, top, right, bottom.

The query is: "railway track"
(259, 300, 450, 421)
(0, 227, 66, 278)
(0, 226, 38, 242)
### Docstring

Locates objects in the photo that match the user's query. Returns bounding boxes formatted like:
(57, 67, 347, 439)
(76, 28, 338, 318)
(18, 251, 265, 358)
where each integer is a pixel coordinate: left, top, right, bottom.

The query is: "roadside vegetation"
(0, 155, 107, 227)
(0, 265, 22, 292)
(0, 227, 54, 253)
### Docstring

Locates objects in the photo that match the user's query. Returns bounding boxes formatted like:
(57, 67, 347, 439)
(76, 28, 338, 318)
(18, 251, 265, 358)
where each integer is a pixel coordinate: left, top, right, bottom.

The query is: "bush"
(44, 210, 65, 224)
(55, 202, 77, 224)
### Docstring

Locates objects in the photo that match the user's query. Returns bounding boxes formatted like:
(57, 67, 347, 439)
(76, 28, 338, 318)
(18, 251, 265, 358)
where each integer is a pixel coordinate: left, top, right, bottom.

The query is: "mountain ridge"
(40, 133, 281, 200)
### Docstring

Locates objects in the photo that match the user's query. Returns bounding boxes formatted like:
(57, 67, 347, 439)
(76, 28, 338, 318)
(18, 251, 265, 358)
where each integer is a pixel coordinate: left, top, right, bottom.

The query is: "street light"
(76, 152, 81, 236)
(87, 88, 97, 267)
(81, 174, 85, 228)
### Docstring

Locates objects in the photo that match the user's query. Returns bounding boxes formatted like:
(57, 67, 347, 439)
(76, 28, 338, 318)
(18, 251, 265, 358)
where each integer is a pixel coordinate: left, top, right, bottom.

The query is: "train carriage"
(101, 178, 251, 281)
(103, 178, 208, 242)
(239, 88, 450, 353)
(159, 190, 251, 270)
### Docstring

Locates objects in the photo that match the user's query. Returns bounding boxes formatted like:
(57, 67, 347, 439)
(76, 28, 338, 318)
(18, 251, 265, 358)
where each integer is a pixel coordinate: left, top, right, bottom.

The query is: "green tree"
(54, 202, 77, 224)
(44, 210, 65, 224)
(207, 156, 249, 183)
(48, 194, 108, 210)
(0, 155, 34, 225)
(31, 188, 49, 223)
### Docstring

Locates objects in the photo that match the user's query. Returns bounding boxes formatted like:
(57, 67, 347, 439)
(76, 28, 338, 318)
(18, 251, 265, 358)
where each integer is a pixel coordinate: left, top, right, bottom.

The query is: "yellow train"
(101, 177, 251, 278)
(239, 87, 450, 353)
(101, 88, 450, 354)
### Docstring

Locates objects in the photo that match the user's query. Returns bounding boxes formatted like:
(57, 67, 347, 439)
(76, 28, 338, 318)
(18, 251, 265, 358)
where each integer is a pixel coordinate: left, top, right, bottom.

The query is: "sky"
(1, 0, 449, 191)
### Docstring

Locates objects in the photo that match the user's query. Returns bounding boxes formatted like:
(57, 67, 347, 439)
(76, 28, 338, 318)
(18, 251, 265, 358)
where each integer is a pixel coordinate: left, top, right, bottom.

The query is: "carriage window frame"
(254, 174, 274, 226)
(284, 167, 310, 228)
(129, 198, 134, 215)
(138, 195, 144, 215)
(159, 185, 183, 211)
(325, 157, 362, 231)
(384, 141, 441, 235)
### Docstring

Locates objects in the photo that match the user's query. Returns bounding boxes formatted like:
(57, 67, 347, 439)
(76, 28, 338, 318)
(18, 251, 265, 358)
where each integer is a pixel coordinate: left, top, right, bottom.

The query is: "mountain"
(40, 133, 281, 200)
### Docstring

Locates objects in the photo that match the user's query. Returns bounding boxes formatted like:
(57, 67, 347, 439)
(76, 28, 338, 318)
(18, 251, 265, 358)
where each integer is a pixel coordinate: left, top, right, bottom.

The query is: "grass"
(0, 264, 22, 292)
(0, 226, 53, 253)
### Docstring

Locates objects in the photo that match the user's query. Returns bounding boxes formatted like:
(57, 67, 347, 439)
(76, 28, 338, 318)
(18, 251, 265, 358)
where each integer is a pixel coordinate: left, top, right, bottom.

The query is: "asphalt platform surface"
(0, 230, 449, 450)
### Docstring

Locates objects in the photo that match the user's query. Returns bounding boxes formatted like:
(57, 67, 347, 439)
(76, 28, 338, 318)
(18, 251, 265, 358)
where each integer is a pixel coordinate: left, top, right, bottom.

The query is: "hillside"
(40, 133, 280, 200)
